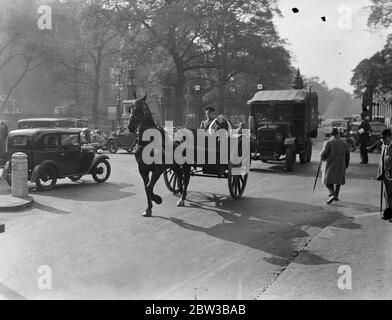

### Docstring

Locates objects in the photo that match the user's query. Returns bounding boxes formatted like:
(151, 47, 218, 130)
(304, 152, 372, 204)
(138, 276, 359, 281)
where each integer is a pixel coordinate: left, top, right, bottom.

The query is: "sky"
(274, 0, 391, 93)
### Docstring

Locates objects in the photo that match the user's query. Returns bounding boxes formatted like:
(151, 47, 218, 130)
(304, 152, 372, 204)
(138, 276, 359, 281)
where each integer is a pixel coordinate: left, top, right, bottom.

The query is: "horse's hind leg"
(177, 165, 191, 207)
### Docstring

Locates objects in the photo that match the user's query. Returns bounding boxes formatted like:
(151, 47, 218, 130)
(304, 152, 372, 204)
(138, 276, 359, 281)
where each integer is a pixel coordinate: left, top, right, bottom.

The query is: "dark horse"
(128, 93, 191, 217)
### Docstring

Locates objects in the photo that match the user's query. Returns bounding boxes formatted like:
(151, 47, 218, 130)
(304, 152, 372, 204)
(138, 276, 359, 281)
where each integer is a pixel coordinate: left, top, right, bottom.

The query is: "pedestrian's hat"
(381, 128, 392, 138)
(204, 106, 215, 112)
(331, 127, 339, 135)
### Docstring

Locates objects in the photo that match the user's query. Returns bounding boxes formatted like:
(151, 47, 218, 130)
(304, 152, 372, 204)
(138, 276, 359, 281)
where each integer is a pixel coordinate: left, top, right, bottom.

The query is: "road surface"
(0, 137, 383, 299)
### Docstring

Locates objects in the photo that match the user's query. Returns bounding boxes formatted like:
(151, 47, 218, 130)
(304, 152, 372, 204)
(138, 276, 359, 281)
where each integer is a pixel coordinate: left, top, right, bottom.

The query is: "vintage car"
(325, 120, 357, 152)
(106, 128, 138, 154)
(0, 120, 8, 166)
(325, 119, 348, 139)
(248, 89, 318, 172)
(1, 128, 111, 190)
(367, 121, 388, 153)
(17, 117, 89, 129)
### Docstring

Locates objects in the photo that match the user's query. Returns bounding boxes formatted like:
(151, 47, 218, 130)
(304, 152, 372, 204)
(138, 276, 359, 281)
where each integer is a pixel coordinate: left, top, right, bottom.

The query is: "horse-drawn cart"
(163, 128, 250, 200)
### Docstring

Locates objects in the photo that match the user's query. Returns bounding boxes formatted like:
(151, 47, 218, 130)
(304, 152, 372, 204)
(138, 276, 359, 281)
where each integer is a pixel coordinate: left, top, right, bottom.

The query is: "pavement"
(0, 139, 391, 300)
(0, 169, 34, 212)
(258, 212, 392, 299)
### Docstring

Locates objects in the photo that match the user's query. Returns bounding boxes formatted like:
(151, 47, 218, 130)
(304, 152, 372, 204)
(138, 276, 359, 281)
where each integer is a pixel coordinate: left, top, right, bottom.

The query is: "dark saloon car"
(106, 127, 138, 154)
(1, 128, 111, 190)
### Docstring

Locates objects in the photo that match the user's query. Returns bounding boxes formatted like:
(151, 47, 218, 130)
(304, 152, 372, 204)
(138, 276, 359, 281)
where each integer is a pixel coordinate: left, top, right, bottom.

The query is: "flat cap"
(204, 106, 215, 112)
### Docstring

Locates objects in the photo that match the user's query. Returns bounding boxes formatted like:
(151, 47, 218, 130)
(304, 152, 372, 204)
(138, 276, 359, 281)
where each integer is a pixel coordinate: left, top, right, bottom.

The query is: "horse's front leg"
(177, 165, 191, 207)
(147, 165, 165, 206)
(139, 167, 153, 217)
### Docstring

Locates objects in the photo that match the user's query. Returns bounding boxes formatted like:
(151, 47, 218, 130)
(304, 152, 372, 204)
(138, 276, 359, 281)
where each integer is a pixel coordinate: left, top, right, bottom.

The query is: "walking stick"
(313, 161, 322, 193)
(380, 180, 384, 219)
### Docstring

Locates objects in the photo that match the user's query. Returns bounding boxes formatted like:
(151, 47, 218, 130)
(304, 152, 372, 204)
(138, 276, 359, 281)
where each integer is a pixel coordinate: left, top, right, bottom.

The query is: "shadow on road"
(250, 161, 320, 177)
(0, 282, 26, 300)
(157, 192, 361, 267)
(30, 182, 135, 202)
(33, 202, 71, 215)
(251, 160, 379, 181)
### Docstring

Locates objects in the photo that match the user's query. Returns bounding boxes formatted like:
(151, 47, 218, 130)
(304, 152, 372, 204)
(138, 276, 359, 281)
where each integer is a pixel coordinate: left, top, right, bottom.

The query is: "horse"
(128, 93, 191, 217)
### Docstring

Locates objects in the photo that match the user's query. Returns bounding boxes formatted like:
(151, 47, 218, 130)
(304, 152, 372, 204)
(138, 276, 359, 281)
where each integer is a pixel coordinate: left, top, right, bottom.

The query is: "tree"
(292, 68, 305, 89)
(351, 36, 392, 97)
(109, 0, 290, 124)
(306, 76, 333, 115)
(327, 88, 361, 118)
(192, 0, 292, 114)
(0, 0, 48, 112)
(367, 0, 392, 28)
(45, 0, 129, 127)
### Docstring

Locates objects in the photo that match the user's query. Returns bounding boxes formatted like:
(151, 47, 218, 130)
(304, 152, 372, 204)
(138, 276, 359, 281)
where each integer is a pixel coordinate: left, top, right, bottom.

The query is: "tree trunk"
(173, 56, 186, 126)
(217, 82, 225, 115)
(174, 73, 185, 126)
(92, 49, 102, 128)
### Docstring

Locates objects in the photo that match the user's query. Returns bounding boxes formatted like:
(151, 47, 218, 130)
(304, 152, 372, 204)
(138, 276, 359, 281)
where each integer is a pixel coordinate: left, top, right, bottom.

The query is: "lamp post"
(114, 74, 124, 128)
(194, 84, 202, 127)
(122, 69, 136, 128)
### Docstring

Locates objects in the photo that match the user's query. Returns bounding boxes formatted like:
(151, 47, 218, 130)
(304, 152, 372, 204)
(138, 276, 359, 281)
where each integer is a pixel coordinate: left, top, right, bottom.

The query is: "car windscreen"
(60, 133, 80, 147)
(331, 121, 347, 128)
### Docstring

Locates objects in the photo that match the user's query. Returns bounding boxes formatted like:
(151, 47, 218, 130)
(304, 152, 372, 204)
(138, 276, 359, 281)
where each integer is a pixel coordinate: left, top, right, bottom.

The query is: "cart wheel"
(107, 140, 118, 154)
(36, 165, 57, 190)
(92, 159, 111, 183)
(228, 162, 248, 200)
(69, 175, 83, 182)
(164, 168, 181, 194)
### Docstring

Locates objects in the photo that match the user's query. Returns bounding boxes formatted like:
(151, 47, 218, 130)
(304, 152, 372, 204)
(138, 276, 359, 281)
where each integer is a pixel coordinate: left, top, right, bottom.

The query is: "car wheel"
(36, 165, 57, 190)
(69, 175, 83, 182)
(92, 159, 111, 183)
(107, 140, 118, 154)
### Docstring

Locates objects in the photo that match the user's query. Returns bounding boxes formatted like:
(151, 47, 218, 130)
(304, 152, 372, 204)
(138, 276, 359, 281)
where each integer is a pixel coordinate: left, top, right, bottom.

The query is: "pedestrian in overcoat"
(320, 127, 350, 204)
(376, 128, 392, 220)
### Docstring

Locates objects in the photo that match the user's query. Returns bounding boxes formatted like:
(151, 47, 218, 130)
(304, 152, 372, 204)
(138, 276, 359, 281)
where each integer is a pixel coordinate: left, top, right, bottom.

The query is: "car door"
(36, 134, 60, 167)
(59, 133, 82, 175)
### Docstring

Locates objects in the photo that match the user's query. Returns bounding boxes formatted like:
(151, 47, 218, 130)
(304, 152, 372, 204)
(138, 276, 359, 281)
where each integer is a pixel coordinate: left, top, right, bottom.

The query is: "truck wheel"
(306, 142, 312, 162)
(299, 147, 307, 164)
(285, 147, 295, 172)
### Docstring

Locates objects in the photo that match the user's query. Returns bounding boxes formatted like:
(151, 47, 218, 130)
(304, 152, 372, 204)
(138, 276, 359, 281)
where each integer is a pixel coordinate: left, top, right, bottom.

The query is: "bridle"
(129, 99, 155, 129)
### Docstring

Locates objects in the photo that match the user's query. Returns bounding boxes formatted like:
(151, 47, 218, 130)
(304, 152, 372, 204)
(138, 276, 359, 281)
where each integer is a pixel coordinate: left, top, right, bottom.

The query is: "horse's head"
(128, 92, 152, 133)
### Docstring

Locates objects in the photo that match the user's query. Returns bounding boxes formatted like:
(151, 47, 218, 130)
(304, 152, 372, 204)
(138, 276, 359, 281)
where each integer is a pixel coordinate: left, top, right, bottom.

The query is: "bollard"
(11, 152, 28, 198)
(0, 220, 4, 233)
